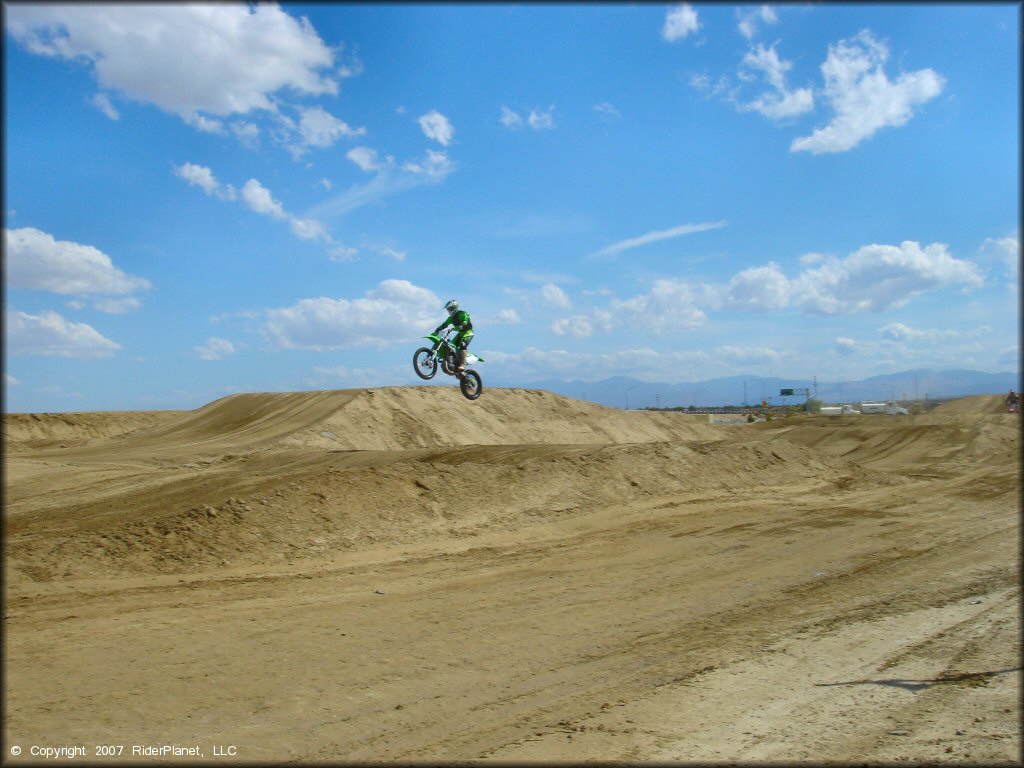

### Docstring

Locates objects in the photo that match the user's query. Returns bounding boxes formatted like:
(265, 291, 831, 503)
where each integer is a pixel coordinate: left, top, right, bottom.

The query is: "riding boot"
(456, 349, 467, 372)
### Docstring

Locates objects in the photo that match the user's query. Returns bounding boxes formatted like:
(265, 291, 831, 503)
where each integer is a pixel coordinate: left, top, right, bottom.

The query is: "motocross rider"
(435, 299, 474, 372)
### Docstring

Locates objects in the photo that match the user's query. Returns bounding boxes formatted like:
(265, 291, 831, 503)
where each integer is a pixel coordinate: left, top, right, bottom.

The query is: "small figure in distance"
(1005, 389, 1019, 413)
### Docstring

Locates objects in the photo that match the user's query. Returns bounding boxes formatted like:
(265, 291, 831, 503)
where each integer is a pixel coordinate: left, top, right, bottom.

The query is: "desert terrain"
(3, 387, 1020, 763)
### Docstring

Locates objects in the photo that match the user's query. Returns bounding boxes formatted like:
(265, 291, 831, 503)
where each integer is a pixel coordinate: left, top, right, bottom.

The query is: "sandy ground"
(3, 387, 1020, 764)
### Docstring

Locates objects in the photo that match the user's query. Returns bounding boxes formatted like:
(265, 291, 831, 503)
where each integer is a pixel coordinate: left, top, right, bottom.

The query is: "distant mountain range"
(510, 369, 1022, 409)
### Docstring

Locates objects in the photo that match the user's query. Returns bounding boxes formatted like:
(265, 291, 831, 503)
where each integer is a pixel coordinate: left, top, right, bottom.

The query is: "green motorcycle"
(413, 327, 484, 400)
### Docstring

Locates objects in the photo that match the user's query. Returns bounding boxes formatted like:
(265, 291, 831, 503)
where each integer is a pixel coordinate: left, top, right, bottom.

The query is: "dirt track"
(3, 388, 1020, 763)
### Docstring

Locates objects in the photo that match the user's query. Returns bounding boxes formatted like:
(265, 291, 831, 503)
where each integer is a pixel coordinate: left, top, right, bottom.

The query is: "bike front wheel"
(413, 347, 438, 380)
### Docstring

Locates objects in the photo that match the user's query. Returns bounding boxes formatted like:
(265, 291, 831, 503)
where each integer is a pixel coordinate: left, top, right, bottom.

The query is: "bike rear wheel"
(459, 369, 482, 400)
(413, 347, 438, 380)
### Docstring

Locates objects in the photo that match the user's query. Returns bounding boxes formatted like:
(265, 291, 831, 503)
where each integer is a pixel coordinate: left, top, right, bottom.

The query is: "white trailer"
(820, 404, 861, 415)
(860, 400, 908, 415)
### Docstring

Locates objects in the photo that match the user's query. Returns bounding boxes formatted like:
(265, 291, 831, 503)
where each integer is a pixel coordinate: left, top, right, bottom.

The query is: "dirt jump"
(3, 388, 1020, 763)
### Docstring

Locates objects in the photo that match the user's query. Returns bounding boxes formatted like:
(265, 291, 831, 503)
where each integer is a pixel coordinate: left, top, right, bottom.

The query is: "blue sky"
(3, 2, 1020, 413)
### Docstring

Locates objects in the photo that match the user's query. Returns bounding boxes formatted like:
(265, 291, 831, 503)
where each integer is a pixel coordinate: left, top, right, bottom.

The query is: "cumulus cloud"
(590, 221, 727, 259)
(176, 163, 351, 252)
(263, 279, 440, 350)
(500, 106, 555, 131)
(877, 323, 959, 342)
(737, 5, 778, 39)
(500, 106, 523, 129)
(6, 4, 339, 117)
(195, 337, 236, 360)
(725, 262, 791, 311)
(347, 146, 388, 173)
(612, 280, 708, 333)
(791, 30, 945, 154)
(174, 162, 237, 200)
(6, 4, 365, 156)
(241, 179, 288, 220)
(5, 227, 150, 297)
(493, 308, 523, 325)
(6, 309, 121, 358)
(559, 239, 984, 340)
(736, 43, 814, 120)
(541, 283, 572, 310)
(90, 92, 119, 120)
(980, 233, 1020, 276)
(528, 107, 556, 130)
(663, 4, 700, 42)
(418, 110, 454, 146)
(289, 105, 365, 157)
(551, 311, 613, 339)
(791, 241, 982, 314)
(93, 297, 142, 314)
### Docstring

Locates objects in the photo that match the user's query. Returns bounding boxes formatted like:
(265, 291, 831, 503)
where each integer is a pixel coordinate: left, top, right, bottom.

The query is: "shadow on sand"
(815, 667, 1021, 693)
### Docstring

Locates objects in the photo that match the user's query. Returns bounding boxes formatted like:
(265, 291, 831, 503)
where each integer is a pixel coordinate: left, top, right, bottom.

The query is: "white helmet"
(444, 299, 459, 315)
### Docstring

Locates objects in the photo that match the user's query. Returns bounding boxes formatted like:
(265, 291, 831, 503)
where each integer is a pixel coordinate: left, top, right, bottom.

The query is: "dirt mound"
(746, 399, 1020, 474)
(3, 409, 186, 449)
(7, 387, 721, 458)
(927, 393, 1013, 417)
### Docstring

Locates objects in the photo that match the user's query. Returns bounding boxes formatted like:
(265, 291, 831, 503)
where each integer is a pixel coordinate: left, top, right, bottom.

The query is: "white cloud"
(402, 149, 456, 178)
(551, 312, 613, 338)
(231, 121, 260, 147)
(612, 280, 708, 333)
(877, 323, 959, 342)
(263, 279, 440, 350)
(290, 217, 329, 241)
(500, 106, 555, 131)
(5, 227, 150, 296)
(188, 113, 226, 134)
(178, 165, 348, 251)
(528, 107, 556, 130)
(590, 221, 727, 259)
(663, 4, 700, 42)
(736, 44, 814, 119)
(593, 102, 621, 121)
(791, 240, 982, 314)
(377, 247, 406, 262)
(347, 146, 387, 173)
(791, 30, 945, 154)
(290, 105, 364, 156)
(834, 337, 859, 356)
(6, 309, 121, 358)
(6, 4, 339, 121)
(541, 283, 572, 310)
(725, 262, 791, 311)
(93, 297, 142, 314)
(174, 162, 237, 200)
(195, 337, 236, 360)
(90, 92, 119, 120)
(5, 372, 20, 386)
(307, 149, 455, 221)
(500, 106, 524, 129)
(240, 179, 289, 220)
(737, 6, 778, 40)
(418, 110, 454, 146)
(980, 233, 1020, 276)
(493, 308, 523, 325)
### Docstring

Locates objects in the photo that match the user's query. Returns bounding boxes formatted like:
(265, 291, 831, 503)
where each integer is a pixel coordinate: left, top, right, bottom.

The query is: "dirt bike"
(413, 328, 484, 400)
